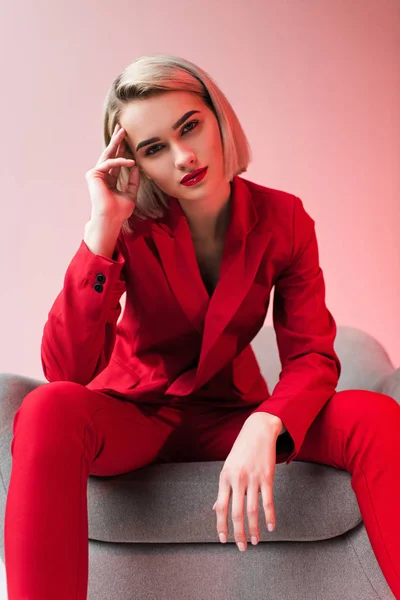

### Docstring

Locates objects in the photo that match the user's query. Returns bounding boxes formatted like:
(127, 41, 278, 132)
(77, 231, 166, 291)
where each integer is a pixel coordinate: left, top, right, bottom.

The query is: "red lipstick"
(180, 167, 208, 186)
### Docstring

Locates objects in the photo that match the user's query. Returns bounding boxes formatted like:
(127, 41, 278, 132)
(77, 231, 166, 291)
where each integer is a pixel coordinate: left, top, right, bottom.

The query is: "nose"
(173, 144, 197, 171)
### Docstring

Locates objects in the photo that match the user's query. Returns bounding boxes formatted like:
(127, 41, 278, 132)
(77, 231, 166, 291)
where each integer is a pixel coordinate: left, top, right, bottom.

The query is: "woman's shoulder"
(238, 175, 302, 227)
(239, 175, 297, 207)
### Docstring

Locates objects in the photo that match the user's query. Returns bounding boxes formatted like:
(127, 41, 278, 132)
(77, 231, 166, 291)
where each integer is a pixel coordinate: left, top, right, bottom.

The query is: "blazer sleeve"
(251, 195, 341, 464)
(40, 235, 127, 385)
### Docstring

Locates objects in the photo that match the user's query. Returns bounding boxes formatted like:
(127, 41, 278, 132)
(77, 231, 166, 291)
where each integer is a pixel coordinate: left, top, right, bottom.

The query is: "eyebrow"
(135, 110, 201, 152)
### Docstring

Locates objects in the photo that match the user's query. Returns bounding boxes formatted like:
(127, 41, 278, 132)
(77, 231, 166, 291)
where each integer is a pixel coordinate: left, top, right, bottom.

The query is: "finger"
(214, 475, 231, 544)
(92, 157, 135, 173)
(231, 477, 247, 551)
(97, 128, 126, 167)
(126, 162, 139, 195)
(107, 143, 121, 185)
(86, 158, 135, 188)
(108, 135, 126, 183)
(246, 478, 260, 545)
(260, 476, 276, 532)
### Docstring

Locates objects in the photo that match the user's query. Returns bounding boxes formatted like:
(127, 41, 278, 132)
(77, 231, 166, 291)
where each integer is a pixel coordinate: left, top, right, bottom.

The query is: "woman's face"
(119, 91, 227, 201)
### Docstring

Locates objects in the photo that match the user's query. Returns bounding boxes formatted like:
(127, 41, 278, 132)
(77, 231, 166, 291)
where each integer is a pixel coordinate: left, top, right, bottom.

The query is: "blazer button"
(96, 273, 106, 284)
(94, 283, 103, 293)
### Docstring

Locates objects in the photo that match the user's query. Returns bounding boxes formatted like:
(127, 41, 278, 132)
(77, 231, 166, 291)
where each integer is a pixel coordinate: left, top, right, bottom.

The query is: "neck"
(178, 179, 232, 242)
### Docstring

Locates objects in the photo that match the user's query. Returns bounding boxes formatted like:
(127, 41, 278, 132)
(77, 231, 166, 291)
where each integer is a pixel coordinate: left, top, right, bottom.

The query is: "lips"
(181, 167, 208, 184)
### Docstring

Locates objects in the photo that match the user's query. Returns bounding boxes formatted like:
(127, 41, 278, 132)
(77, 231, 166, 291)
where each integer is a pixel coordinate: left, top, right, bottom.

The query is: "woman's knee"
(13, 381, 99, 435)
(332, 389, 400, 432)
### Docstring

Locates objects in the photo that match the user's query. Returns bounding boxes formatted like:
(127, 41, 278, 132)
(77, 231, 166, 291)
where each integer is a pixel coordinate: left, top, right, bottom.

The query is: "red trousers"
(4, 382, 400, 599)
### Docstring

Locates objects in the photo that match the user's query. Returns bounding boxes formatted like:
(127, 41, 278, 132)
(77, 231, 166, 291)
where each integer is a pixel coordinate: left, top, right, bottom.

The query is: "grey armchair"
(0, 325, 398, 599)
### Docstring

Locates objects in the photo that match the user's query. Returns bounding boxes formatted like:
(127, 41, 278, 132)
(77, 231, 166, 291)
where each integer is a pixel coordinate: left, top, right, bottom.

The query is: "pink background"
(0, 0, 399, 383)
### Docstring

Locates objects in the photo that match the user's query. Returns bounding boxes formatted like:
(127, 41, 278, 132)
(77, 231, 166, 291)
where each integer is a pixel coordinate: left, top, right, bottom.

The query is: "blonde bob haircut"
(102, 53, 252, 235)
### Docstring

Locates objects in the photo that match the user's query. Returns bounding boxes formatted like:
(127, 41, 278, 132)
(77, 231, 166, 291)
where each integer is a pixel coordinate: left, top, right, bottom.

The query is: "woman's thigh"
(294, 389, 400, 472)
(12, 381, 187, 476)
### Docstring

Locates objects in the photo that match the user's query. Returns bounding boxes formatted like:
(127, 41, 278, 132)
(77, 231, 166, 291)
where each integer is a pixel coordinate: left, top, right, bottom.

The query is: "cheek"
(137, 159, 161, 181)
(145, 166, 174, 192)
(145, 163, 168, 182)
(208, 128, 224, 154)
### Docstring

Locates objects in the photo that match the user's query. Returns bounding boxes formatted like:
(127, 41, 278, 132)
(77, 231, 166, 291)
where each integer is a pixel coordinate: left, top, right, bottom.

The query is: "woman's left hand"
(212, 412, 283, 551)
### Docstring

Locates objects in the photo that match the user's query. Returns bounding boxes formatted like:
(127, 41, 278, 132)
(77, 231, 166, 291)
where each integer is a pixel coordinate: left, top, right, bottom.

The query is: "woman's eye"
(144, 120, 199, 156)
(182, 120, 199, 134)
(145, 144, 163, 156)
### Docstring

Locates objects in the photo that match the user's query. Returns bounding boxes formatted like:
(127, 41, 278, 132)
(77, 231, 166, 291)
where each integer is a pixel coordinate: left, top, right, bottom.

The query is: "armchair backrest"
(251, 325, 394, 394)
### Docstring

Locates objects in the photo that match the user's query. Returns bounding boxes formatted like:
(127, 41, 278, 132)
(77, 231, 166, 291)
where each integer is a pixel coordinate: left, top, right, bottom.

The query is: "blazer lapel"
(196, 177, 273, 385)
(150, 198, 210, 334)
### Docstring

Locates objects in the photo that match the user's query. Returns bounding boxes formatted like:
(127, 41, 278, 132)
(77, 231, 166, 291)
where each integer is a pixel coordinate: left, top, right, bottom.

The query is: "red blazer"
(41, 175, 341, 464)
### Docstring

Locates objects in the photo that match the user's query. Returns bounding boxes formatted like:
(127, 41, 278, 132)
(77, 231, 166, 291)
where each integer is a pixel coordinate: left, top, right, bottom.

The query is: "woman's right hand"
(85, 123, 139, 222)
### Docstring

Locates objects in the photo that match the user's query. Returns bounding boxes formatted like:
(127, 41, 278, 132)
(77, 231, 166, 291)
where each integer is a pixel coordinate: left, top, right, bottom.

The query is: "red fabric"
(40, 175, 341, 464)
(5, 384, 400, 599)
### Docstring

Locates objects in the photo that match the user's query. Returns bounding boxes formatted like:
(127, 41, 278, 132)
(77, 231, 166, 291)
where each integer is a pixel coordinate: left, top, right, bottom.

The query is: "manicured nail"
(251, 536, 258, 545)
(237, 542, 245, 552)
(219, 533, 227, 543)
(268, 523, 274, 532)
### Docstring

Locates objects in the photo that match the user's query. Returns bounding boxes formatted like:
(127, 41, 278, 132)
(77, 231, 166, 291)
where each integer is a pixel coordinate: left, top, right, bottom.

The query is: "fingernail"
(268, 523, 274, 532)
(251, 536, 258, 545)
(219, 533, 227, 543)
(237, 542, 245, 552)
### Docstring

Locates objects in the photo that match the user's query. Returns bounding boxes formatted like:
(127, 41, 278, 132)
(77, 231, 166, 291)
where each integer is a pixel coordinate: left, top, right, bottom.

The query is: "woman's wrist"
(245, 412, 285, 436)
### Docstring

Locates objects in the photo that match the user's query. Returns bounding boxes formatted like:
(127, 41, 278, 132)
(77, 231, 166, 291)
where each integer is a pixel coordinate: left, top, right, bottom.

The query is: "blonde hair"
(102, 53, 252, 235)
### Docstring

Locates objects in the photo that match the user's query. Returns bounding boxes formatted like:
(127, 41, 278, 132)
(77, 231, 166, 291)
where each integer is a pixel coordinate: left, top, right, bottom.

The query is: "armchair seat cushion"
(87, 460, 361, 544)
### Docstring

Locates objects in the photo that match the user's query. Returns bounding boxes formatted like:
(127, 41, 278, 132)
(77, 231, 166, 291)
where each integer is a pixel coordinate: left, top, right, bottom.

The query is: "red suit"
(5, 175, 400, 599)
(40, 174, 341, 464)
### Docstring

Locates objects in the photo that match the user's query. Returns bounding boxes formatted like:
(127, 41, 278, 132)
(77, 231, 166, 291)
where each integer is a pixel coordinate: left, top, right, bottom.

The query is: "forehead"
(120, 91, 207, 140)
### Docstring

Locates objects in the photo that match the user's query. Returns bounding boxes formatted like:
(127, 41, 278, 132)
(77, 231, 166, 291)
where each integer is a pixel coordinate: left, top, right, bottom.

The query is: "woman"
(4, 53, 400, 599)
